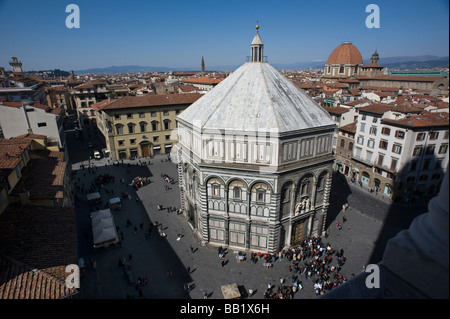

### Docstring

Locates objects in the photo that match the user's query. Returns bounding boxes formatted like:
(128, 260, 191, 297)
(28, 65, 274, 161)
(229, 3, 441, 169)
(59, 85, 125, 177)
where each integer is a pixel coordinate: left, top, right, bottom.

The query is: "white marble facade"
(176, 28, 336, 253)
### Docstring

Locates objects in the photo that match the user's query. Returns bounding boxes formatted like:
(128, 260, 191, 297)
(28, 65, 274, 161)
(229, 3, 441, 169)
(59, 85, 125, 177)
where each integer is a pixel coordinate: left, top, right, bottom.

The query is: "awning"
(221, 283, 241, 299)
(87, 192, 101, 201)
(109, 197, 121, 205)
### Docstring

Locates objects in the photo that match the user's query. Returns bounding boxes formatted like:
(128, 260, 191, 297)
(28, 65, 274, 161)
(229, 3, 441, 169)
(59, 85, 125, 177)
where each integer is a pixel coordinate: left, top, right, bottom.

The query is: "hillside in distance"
(74, 55, 449, 73)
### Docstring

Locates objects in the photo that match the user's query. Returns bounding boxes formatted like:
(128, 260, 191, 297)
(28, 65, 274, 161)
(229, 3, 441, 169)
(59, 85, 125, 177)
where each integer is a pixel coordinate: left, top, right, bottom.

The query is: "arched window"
(251, 182, 271, 203)
(151, 121, 159, 131)
(339, 66, 345, 74)
(229, 180, 246, 202)
(163, 119, 171, 130)
(234, 187, 241, 200)
(139, 121, 147, 133)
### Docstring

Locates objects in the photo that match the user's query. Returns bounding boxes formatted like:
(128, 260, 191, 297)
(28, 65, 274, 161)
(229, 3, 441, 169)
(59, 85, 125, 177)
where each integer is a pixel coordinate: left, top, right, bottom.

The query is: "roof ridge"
(260, 63, 281, 133)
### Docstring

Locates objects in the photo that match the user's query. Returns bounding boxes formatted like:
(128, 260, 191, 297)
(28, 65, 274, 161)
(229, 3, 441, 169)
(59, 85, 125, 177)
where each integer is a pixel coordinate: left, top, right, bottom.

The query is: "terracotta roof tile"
(11, 151, 67, 200)
(359, 102, 422, 115)
(381, 112, 449, 129)
(183, 76, 224, 85)
(339, 122, 357, 133)
(96, 93, 203, 110)
(0, 205, 78, 299)
(327, 42, 363, 65)
(0, 138, 31, 170)
(323, 106, 351, 115)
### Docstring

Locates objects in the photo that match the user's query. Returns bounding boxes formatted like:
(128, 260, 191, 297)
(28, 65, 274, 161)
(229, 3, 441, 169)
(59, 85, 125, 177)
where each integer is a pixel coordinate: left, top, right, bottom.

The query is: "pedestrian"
(343, 215, 347, 223)
(203, 291, 207, 299)
(120, 231, 124, 240)
(190, 245, 194, 254)
(134, 226, 138, 234)
(186, 266, 191, 274)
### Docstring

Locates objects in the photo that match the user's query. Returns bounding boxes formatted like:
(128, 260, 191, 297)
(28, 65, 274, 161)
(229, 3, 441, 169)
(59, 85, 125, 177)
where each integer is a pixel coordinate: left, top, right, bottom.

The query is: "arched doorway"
(384, 184, 392, 197)
(361, 172, 370, 186)
(373, 178, 381, 192)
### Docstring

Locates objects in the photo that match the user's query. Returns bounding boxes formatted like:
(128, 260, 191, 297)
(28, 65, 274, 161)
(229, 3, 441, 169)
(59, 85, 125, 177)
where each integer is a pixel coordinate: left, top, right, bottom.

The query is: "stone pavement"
(70, 153, 429, 300)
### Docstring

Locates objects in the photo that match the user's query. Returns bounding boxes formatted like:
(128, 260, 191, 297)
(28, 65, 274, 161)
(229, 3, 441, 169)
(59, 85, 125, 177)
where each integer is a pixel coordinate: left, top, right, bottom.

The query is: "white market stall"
(87, 192, 101, 207)
(109, 197, 122, 210)
(90, 209, 119, 249)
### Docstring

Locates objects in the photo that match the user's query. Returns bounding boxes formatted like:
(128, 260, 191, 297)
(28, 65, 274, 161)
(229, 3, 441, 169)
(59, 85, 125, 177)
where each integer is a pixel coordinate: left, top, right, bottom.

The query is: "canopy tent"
(92, 216, 115, 230)
(90, 209, 119, 249)
(91, 209, 112, 221)
(87, 192, 101, 201)
(221, 283, 241, 299)
(109, 197, 122, 210)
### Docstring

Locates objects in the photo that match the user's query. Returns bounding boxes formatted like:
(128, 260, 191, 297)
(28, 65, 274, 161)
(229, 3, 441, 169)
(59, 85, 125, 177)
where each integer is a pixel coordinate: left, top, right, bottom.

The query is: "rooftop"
(0, 204, 77, 299)
(326, 42, 363, 65)
(178, 62, 335, 134)
(381, 112, 449, 129)
(92, 93, 203, 111)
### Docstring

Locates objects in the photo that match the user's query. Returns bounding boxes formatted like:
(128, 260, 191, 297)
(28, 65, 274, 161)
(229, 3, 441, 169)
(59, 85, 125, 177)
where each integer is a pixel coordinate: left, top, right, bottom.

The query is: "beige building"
(93, 93, 202, 160)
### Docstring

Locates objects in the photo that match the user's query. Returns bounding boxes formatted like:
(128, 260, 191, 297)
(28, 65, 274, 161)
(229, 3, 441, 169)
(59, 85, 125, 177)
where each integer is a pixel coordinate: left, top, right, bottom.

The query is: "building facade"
(351, 104, 448, 200)
(176, 27, 336, 254)
(93, 93, 202, 160)
(0, 101, 65, 149)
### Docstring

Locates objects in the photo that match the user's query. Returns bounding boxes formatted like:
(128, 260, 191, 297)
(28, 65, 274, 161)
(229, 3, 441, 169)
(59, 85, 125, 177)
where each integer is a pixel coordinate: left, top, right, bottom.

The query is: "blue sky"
(0, 0, 448, 71)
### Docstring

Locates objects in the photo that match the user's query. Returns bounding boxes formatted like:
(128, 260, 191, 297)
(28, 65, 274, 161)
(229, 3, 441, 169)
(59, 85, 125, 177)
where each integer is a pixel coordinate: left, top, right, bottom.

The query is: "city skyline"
(0, 0, 449, 71)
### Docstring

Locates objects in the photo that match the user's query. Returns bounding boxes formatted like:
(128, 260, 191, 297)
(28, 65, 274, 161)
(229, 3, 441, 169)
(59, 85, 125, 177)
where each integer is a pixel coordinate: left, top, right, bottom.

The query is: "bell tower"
(10, 57, 23, 76)
(370, 49, 379, 65)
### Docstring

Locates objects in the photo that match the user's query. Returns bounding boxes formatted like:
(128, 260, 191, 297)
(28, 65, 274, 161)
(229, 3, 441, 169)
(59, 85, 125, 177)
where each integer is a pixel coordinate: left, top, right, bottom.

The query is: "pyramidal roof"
(177, 30, 335, 136)
(251, 31, 263, 45)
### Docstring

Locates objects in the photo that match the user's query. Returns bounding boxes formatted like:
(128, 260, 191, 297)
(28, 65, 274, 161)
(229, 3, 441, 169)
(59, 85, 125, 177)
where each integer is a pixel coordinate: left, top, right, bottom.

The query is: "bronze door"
(291, 219, 306, 245)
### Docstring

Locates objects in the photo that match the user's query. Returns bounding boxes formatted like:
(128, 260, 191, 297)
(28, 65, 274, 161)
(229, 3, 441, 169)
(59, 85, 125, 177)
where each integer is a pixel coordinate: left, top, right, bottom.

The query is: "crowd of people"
(278, 236, 349, 297)
(130, 176, 151, 189)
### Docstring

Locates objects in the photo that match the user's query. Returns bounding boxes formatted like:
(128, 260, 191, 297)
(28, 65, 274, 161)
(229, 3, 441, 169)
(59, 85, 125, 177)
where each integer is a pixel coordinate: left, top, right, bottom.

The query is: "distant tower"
(250, 23, 264, 62)
(10, 57, 23, 76)
(201, 56, 205, 73)
(370, 49, 379, 65)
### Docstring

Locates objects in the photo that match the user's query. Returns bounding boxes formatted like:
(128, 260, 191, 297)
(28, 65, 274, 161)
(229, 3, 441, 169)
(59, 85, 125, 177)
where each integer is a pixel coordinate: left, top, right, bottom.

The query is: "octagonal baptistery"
(175, 27, 337, 254)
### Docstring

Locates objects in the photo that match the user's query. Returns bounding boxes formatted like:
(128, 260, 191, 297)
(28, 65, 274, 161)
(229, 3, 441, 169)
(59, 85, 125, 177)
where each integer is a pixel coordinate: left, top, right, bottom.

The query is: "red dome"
(326, 42, 363, 65)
